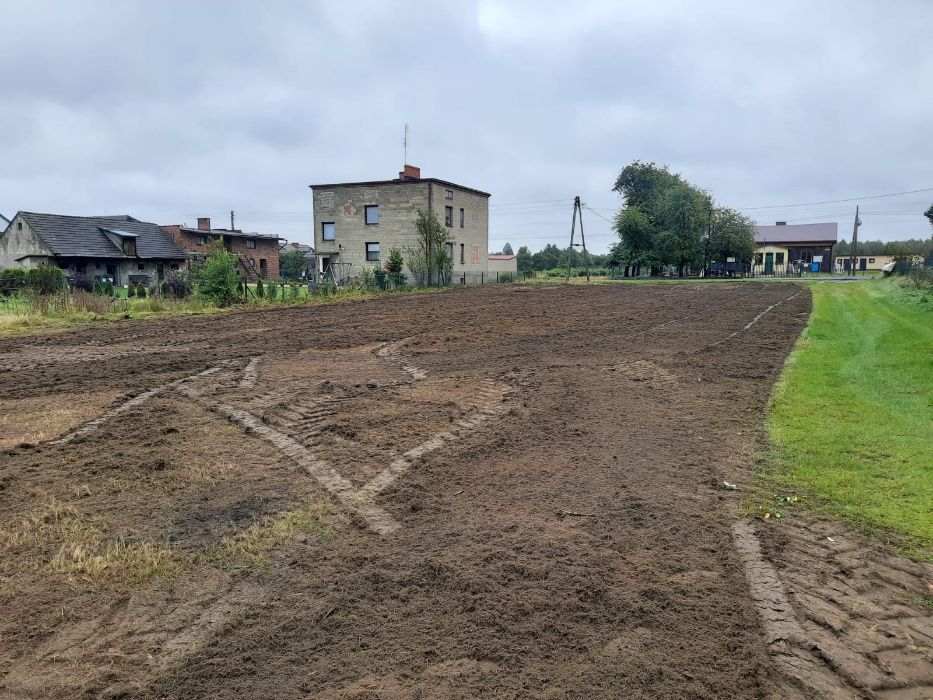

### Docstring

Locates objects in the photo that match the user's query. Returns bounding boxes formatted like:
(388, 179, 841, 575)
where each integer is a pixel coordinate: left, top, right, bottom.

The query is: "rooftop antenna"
(403, 123, 409, 166)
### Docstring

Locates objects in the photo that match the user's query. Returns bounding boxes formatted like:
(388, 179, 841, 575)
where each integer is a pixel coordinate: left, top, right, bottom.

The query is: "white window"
(246, 239, 256, 249)
(322, 222, 336, 241)
(366, 242, 380, 262)
(365, 205, 380, 225)
(444, 189, 454, 199)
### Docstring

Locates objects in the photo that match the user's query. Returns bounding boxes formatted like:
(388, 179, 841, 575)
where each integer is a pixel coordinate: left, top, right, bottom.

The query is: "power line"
(736, 187, 933, 211)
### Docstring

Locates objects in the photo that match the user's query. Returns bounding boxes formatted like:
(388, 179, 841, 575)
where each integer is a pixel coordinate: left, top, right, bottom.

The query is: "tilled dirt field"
(0, 283, 930, 699)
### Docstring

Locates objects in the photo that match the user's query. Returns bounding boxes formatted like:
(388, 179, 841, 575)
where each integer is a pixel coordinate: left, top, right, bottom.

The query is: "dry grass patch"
(1, 497, 183, 585)
(207, 498, 334, 566)
(0, 391, 121, 448)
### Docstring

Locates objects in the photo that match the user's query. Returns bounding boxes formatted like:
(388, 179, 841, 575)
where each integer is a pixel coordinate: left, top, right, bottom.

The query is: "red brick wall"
(159, 226, 280, 278)
(226, 236, 280, 278)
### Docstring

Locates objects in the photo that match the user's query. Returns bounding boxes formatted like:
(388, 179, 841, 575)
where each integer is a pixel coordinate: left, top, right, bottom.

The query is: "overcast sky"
(2, 0, 931, 253)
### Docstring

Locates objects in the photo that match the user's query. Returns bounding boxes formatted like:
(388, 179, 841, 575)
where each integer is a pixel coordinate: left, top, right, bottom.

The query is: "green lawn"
(767, 279, 933, 558)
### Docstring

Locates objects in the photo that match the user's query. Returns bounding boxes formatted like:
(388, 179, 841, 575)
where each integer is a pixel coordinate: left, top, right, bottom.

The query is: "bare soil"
(0, 283, 928, 698)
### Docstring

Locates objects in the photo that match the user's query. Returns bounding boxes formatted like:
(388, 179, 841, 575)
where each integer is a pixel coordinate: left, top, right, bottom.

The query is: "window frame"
(460, 243, 465, 265)
(459, 208, 464, 228)
(321, 222, 336, 241)
(444, 205, 453, 227)
(444, 189, 454, 200)
(364, 205, 380, 225)
(365, 242, 380, 263)
(246, 239, 257, 249)
(196, 235, 207, 246)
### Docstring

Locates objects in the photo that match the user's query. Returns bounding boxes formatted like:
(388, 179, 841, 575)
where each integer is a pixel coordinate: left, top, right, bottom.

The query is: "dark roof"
(0, 213, 9, 229)
(19, 212, 187, 259)
(179, 227, 282, 241)
(755, 222, 838, 245)
(309, 177, 491, 198)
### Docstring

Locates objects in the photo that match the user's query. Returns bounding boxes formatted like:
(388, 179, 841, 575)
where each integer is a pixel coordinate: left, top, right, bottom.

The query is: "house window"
(459, 208, 464, 228)
(259, 259, 268, 274)
(365, 205, 380, 225)
(170, 263, 179, 271)
(869, 257, 875, 264)
(444, 206, 453, 227)
(246, 239, 256, 249)
(106, 264, 116, 275)
(322, 222, 336, 241)
(444, 189, 454, 200)
(754, 252, 763, 265)
(138, 263, 145, 270)
(196, 235, 207, 246)
(776, 252, 785, 266)
(460, 243, 465, 265)
(17, 222, 22, 230)
(446, 242, 454, 260)
(123, 238, 137, 256)
(366, 242, 380, 262)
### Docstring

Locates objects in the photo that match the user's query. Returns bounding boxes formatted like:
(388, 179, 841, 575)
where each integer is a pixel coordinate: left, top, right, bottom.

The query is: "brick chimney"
(197, 217, 211, 231)
(398, 164, 421, 181)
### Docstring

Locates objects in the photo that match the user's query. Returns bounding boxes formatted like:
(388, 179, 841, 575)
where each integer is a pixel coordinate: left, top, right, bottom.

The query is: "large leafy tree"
(406, 210, 452, 286)
(709, 207, 757, 264)
(516, 245, 533, 272)
(611, 160, 709, 274)
(500, 242, 514, 255)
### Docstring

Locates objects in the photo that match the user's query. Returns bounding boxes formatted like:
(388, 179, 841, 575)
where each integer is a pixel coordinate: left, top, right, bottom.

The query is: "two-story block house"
(310, 165, 490, 281)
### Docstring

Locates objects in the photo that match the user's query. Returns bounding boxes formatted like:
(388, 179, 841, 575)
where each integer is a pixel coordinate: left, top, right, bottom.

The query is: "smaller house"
(487, 254, 518, 278)
(834, 254, 923, 272)
(161, 217, 284, 279)
(754, 221, 838, 273)
(0, 212, 187, 286)
(280, 242, 317, 278)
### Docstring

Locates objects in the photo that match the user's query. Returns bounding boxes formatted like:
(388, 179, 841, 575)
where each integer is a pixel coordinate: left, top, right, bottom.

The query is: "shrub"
(289, 282, 300, 300)
(194, 245, 241, 306)
(103, 280, 114, 296)
(136, 284, 147, 299)
(0, 268, 28, 295)
(127, 284, 136, 298)
(256, 277, 265, 299)
(27, 266, 66, 294)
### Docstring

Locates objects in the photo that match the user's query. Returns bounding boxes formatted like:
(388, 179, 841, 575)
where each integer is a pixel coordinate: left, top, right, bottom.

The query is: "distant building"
(833, 253, 923, 272)
(281, 242, 317, 277)
(0, 211, 186, 286)
(310, 165, 490, 280)
(161, 217, 284, 279)
(487, 254, 518, 277)
(754, 222, 838, 273)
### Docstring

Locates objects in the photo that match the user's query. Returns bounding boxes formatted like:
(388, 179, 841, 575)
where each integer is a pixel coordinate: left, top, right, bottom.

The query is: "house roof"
(19, 212, 187, 259)
(755, 222, 838, 245)
(310, 178, 491, 199)
(488, 254, 517, 260)
(0, 213, 9, 230)
(179, 227, 282, 241)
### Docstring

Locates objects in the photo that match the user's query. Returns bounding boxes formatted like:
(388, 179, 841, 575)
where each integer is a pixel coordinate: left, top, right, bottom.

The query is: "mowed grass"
(767, 279, 933, 558)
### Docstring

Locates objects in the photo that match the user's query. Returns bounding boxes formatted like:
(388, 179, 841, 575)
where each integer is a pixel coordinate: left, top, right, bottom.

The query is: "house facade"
(834, 253, 923, 272)
(310, 165, 490, 280)
(754, 222, 838, 273)
(0, 211, 186, 286)
(161, 217, 283, 279)
(487, 254, 518, 277)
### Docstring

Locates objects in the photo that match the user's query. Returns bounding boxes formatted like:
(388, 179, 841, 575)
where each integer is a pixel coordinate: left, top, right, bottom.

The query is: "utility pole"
(849, 205, 861, 275)
(565, 196, 591, 283)
(230, 210, 235, 231)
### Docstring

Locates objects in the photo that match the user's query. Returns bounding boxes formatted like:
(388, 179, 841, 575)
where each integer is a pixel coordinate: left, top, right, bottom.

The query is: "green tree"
(709, 207, 757, 265)
(924, 204, 933, 230)
(280, 249, 306, 278)
(384, 246, 405, 287)
(406, 210, 452, 286)
(195, 244, 241, 306)
(516, 245, 533, 272)
(501, 242, 514, 255)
